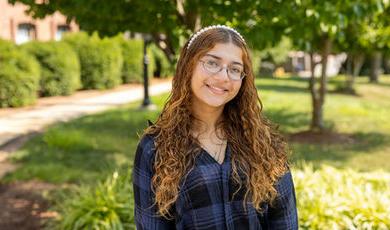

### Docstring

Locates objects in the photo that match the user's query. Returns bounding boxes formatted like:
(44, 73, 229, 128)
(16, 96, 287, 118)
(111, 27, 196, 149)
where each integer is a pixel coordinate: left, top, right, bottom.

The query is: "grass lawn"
(2, 75, 390, 186)
(257, 76, 390, 171)
(2, 75, 389, 229)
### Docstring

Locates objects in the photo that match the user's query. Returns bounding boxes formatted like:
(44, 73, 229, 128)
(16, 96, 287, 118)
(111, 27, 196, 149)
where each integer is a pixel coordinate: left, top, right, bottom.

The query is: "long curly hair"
(144, 27, 289, 218)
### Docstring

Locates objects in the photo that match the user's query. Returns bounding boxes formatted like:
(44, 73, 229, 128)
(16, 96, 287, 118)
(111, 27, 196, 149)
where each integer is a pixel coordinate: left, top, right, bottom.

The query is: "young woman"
(133, 25, 298, 230)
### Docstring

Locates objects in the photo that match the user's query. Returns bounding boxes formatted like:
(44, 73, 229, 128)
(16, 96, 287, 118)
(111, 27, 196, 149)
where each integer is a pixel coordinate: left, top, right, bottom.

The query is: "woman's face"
(191, 42, 243, 110)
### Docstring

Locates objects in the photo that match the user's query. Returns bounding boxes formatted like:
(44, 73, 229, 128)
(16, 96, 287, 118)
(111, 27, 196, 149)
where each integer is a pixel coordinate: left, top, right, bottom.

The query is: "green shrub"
(250, 49, 261, 77)
(57, 162, 390, 230)
(116, 36, 157, 83)
(61, 32, 90, 50)
(118, 38, 143, 83)
(57, 170, 134, 230)
(21, 41, 81, 96)
(63, 32, 123, 89)
(0, 39, 14, 51)
(149, 43, 174, 78)
(295, 164, 390, 229)
(0, 39, 40, 107)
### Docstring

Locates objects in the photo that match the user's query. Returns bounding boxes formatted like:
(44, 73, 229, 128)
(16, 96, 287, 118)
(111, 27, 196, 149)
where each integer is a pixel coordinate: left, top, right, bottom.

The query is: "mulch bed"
(0, 181, 57, 230)
(288, 130, 356, 145)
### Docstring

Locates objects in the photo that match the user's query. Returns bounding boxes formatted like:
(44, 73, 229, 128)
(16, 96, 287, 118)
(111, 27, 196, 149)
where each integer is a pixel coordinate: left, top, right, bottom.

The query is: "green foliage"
(117, 37, 143, 83)
(0, 38, 14, 51)
(249, 49, 261, 77)
(259, 37, 292, 66)
(0, 39, 40, 107)
(7, 0, 291, 58)
(21, 41, 81, 96)
(57, 171, 135, 230)
(63, 32, 123, 90)
(295, 164, 390, 229)
(116, 36, 155, 83)
(54, 163, 390, 230)
(149, 43, 175, 78)
(283, 0, 390, 52)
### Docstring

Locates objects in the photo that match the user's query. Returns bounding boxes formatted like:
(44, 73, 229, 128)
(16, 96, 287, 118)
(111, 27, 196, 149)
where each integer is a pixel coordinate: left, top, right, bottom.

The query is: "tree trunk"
(353, 53, 365, 77)
(345, 54, 353, 91)
(310, 37, 331, 132)
(152, 33, 176, 64)
(309, 52, 321, 131)
(345, 53, 364, 93)
(369, 51, 382, 83)
(384, 54, 390, 74)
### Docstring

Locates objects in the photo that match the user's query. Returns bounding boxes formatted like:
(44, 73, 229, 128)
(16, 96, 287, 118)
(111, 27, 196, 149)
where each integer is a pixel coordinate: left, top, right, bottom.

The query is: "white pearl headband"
(186, 25, 246, 49)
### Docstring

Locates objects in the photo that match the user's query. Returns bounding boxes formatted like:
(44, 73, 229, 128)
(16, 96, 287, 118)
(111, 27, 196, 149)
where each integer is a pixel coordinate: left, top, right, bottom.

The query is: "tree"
(9, 0, 290, 62)
(334, 1, 389, 92)
(360, 5, 390, 83)
(283, 0, 389, 131)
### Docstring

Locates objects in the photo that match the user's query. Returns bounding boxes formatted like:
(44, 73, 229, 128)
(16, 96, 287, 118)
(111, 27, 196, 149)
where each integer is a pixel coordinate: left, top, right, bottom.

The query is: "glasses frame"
(199, 59, 246, 81)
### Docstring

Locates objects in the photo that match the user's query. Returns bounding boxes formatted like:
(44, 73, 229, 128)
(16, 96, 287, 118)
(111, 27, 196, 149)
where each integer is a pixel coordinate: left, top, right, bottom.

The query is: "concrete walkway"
(0, 79, 172, 158)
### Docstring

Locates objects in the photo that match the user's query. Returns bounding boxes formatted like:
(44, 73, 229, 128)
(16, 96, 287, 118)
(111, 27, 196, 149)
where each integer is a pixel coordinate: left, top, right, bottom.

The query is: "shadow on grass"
(376, 82, 390, 88)
(261, 100, 390, 171)
(264, 107, 337, 133)
(290, 131, 390, 171)
(263, 108, 310, 133)
(256, 77, 309, 93)
(3, 107, 161, 184)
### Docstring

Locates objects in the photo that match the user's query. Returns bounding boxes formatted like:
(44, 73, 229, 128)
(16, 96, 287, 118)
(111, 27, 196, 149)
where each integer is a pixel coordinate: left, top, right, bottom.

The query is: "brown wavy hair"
(144, 27, 289, 218)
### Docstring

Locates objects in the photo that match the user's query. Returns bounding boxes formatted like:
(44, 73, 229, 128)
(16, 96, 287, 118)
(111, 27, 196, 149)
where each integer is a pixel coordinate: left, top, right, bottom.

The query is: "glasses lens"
(201, 59, 245, 80)
(203, 60, 221, 73)
(228, 66, 244, 80)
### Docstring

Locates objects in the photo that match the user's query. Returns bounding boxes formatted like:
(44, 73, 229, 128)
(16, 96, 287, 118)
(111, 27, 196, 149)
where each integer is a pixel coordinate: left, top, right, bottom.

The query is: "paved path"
(0, 79, 172, 159)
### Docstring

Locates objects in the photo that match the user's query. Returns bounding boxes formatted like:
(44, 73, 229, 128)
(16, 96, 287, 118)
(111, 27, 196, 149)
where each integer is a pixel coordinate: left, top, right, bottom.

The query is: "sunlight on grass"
(3, 75, 390, 186)
(3, 75, 390, 229)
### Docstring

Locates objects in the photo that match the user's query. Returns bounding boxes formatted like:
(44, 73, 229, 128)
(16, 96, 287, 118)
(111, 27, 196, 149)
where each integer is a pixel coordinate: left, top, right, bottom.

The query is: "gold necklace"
(200, 139, 226, 164)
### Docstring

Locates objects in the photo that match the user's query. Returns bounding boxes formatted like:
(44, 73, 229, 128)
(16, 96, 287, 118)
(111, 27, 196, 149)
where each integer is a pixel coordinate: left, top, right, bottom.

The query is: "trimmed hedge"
(0, 39, 40, 107)
(149, 43, 174, 78)
(63, 32, 123, 90)
(120, 38, 143, 83)
(21, 41, 81, 96)
(116, 36, 156, 83)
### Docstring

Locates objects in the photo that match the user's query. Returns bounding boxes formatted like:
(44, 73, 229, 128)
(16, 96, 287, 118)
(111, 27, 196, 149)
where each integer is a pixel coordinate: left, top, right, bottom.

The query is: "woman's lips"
(205, 84, 228, 95)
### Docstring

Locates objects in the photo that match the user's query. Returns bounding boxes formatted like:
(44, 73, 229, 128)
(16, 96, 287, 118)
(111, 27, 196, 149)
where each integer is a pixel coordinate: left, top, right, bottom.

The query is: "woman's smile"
(205, 83, 229, 95)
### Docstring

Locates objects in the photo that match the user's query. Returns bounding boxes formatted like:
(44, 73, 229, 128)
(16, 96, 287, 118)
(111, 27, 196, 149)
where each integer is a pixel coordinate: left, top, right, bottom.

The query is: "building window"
(16, 23, 36, 44)
(55, 25, 70, 40)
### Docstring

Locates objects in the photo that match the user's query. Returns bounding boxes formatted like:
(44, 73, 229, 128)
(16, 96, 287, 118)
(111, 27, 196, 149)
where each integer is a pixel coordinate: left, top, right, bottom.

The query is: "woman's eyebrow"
(204, 53, 243, 66)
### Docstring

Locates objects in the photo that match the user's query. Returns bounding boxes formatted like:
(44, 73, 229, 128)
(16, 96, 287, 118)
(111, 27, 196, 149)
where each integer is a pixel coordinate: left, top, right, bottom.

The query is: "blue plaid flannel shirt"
(132, 135, 298, 229)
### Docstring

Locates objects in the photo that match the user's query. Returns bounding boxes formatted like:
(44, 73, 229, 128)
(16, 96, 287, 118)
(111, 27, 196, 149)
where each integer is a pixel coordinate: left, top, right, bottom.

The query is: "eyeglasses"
(199, 58, 246, 81)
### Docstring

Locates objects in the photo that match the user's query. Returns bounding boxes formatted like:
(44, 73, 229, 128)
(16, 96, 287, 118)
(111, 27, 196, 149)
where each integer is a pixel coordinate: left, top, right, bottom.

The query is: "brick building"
(0, 0, 78, 44)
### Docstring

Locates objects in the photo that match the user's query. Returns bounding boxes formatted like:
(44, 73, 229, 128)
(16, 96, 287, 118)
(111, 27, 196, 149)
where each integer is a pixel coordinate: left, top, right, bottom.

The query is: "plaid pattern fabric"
(133, 135, 298, 230)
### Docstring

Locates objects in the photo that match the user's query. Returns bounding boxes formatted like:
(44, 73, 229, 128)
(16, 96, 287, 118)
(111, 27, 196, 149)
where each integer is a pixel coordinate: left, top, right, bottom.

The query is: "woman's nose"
(215, 65, 230, 81)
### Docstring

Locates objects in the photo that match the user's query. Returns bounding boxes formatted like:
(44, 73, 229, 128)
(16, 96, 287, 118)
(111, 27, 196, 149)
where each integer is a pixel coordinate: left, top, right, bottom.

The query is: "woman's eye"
(231, 67, 242, 74)
(206, 60, 219, 67)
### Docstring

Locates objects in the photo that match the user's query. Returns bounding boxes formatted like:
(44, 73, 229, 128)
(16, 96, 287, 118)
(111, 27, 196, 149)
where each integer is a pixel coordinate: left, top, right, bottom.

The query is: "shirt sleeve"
(132, 135, 176, 230)
(266, 170, 299, 230)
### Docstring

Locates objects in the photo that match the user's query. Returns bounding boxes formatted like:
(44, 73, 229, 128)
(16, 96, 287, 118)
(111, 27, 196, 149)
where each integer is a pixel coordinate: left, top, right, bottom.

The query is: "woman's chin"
(201, 98, 227, 108)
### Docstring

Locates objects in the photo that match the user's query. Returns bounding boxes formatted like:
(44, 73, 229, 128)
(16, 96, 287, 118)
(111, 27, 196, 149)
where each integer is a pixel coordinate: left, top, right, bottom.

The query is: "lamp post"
(140, 34, 156, 110)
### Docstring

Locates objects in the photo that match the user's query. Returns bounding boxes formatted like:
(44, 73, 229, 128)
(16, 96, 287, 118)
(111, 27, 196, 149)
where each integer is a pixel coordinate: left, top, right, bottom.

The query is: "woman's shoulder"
(134, 134, 157, 167)
(138, 133, 157, 152)
(138, 133, 156, 147)
(274, 169, 295, 198)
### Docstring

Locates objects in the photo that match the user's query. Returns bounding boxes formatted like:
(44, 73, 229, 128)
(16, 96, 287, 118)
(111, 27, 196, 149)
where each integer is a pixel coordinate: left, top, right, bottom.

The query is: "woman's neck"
(192, 102, 224, 136)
